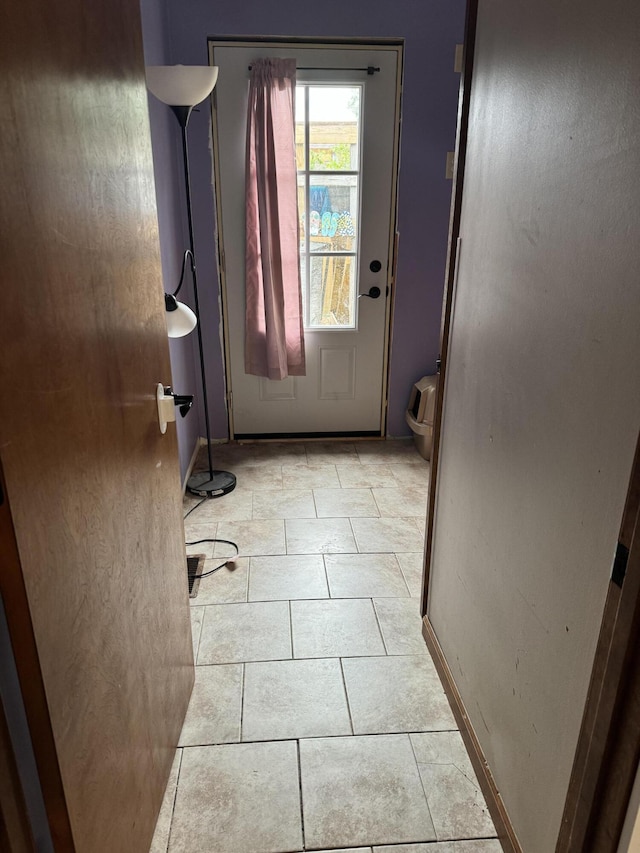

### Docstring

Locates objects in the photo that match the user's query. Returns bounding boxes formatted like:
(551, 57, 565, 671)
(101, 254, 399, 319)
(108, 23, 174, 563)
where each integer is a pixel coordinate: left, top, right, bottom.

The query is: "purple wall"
(139, 0, 202, 479)
(146, 0, 465, 441)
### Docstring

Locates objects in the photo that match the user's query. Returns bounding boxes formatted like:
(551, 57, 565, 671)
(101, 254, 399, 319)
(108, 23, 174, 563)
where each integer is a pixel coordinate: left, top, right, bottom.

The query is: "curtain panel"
(245, 58, 306, 380)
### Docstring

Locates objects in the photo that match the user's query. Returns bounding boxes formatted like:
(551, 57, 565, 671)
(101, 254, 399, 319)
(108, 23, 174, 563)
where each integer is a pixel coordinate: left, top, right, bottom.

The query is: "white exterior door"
(210, 41, 402, 437)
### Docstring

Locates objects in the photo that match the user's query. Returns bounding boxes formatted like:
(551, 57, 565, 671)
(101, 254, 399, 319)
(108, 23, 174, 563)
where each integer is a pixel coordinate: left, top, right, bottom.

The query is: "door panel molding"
(319, 347, 356, 400)
(259, 377, 297, 402)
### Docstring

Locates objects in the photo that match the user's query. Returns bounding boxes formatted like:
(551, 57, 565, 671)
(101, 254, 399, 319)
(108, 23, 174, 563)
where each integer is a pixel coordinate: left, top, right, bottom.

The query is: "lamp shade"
(146, 65, 219, 107)
(166, 300, 197, 338)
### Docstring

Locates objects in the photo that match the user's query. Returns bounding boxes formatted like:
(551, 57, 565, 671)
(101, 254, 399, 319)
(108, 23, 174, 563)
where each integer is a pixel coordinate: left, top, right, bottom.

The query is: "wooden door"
(211, 40, 402, 438)
(0, 0, 194, 850)
(421, 0, 640, 848)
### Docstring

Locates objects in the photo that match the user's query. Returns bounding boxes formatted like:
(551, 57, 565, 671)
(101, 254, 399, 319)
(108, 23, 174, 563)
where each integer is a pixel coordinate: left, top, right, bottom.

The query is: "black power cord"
(184, 538, 239, 579)
(183, 499, 239, 580)
(183, 497, 207, 520)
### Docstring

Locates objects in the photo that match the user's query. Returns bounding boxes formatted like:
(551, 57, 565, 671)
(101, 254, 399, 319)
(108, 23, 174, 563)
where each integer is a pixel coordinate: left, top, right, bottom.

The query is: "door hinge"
(436, 356, 442, 374)
(611, 541, 629, 588)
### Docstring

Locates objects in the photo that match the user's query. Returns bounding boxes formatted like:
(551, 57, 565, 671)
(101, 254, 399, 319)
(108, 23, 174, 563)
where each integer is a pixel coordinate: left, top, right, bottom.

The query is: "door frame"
(555, 431, 640, 851)
(421, 0, 640, 847)
(420, 0, 477, 617)
(208, 35, 403, 440)
(0, 462, 70, 849)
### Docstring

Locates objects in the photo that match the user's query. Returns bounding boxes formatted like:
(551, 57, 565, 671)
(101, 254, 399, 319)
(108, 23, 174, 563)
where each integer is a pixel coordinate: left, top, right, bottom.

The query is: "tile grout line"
(393, 552, 414, 598)
(407, 730, 438, 840)
(193, 607, 205, 664)
(371, 487, 384, 518)
(239, 662, 246, 742)
(173, 728, 463, 749)
(295, 739, 306, 851)
(347, 515, 361, 554)
(201, 654, 358, 666)
(243, 554, 250, 602)
(321, 554, 332, 599)
(339, 657, 355, 736)
(163, 746, 183, 853)
(288, 599, 294, 659)
(246, 556, 253, 603)
(199, 651, 444, 667)
(368, 836, 499, 848)
(370, 597, 389, 655)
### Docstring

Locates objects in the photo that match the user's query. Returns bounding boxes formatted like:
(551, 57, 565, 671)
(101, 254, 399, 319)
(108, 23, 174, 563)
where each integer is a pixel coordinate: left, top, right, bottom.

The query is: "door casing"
(208, 36, 403, 440)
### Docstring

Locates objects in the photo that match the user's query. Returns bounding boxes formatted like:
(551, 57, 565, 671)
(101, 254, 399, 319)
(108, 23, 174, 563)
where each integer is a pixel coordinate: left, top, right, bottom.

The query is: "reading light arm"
(168, 250, 194, 300)
(164, 250, 196, 319)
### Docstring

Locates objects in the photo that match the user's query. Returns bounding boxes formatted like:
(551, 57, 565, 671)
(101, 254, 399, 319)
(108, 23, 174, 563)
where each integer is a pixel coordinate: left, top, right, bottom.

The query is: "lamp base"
(187, 469, 236, 498)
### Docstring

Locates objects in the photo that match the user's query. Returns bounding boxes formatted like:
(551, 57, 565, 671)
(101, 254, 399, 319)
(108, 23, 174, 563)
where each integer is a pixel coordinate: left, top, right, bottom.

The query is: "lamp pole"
(176, 106, 236, 498)
(146, 66, 235, 497)
(169, 107, 235, 498)
(175, 108, 213, 477)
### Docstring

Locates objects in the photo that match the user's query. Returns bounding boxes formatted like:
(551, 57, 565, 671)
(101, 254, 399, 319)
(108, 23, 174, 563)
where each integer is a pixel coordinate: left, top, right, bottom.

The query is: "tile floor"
(151, 440, 499, 853)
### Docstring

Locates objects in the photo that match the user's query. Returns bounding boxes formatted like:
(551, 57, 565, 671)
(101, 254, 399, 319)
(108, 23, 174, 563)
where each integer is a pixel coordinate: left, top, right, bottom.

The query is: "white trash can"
(405, 374, 438, 460)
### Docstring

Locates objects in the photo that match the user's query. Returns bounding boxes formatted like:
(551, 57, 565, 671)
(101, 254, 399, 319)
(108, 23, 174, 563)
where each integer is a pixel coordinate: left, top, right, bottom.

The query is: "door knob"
(358, 286, 381, 299)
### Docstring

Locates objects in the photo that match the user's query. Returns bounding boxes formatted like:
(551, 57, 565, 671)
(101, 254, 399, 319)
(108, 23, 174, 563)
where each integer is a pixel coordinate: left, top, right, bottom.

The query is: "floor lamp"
(147, 65, 236, 498)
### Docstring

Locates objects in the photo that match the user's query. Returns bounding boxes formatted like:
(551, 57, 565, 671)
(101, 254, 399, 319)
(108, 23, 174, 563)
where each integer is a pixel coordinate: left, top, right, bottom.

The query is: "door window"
(295, 85, 362, 329)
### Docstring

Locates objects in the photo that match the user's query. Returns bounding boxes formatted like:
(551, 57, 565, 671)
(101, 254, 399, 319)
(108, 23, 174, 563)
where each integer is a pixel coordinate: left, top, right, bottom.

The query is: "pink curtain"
(245, 58, 306, 380)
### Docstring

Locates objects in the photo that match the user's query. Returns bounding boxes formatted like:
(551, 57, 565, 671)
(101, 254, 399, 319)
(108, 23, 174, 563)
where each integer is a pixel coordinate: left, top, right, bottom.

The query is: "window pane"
(295, 85, 306, 169)
(308, 174, 358, 253)
(309, 86, 360, 171)
(297, 84, 361, 330)
(309, 255, 356, 328)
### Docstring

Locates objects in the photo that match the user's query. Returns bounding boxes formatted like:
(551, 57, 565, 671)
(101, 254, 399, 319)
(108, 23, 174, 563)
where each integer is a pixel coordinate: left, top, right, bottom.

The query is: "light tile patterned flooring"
(151, 440, 499, 853)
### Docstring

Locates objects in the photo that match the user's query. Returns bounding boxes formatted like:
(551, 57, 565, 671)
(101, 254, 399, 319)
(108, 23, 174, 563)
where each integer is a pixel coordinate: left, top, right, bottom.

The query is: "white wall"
(427, 0, 640, 850)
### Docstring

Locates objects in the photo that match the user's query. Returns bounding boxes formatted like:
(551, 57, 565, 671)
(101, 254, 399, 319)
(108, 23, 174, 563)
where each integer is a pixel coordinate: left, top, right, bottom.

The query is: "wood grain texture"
(422, 616, 521, 853)
(0, 0, 194, 850)
(0, 693, 34, 853)
(0, 461, 70, 849)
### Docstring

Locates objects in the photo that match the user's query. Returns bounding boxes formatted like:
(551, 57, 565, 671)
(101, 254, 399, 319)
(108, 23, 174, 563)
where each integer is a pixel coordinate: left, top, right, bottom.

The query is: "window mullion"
(304, 86, 311, 328)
